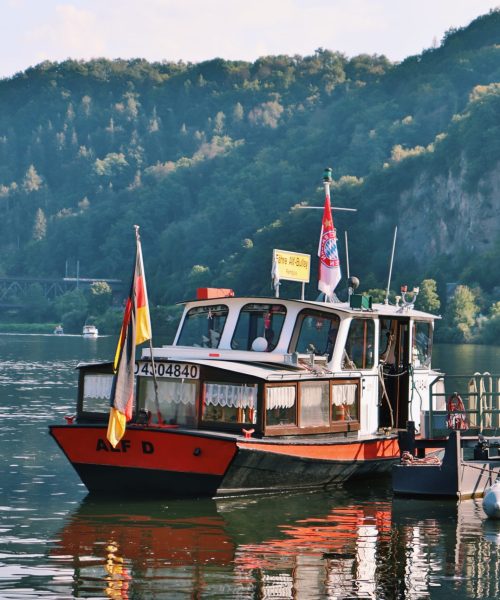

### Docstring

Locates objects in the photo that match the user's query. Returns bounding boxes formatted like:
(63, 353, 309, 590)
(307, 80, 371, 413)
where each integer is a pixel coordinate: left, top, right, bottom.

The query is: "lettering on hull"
(49, 426, 238, 476)
(96, 438, 154, 454)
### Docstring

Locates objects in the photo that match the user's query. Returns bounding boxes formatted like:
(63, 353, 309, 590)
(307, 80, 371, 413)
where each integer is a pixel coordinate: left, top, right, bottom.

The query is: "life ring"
(446, 392, 468, 430)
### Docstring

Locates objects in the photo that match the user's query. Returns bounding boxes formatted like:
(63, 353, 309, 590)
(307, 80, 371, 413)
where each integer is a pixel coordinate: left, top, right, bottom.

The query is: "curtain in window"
(83, 375, 113, 399)
(300, 382, 329, 426)
(266, 386, 296, 410)
(142, 380, 196, 405)
(205, 383, 257, 409)
(332, 384, 357, 406)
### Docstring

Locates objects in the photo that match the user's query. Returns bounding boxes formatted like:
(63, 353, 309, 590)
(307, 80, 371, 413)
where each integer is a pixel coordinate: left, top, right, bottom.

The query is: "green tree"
(94, 307, 123, 335)
(19, 283, 51, 322)
(32, 208, 47, 241)
(233, 102, 244, 123)
(213, 111, 225, 134)
(61, 309, 88, 334)
(88, 281, 112, 315)
(417, 279, 441, 314)
(474, 301, 500, 344)
(22, 164, 43, 192)
(365, 288, 387, 303)
(54, 289, 88, 320)
(441, 285, 479, 342)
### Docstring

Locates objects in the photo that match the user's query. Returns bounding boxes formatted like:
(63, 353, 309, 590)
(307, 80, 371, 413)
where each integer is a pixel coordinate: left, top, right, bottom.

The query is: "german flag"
(107, 227, 152, 448)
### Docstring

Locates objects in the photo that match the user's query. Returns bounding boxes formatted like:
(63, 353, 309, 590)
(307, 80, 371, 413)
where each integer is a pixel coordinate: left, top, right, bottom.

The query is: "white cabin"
(141, 294, 439, 437)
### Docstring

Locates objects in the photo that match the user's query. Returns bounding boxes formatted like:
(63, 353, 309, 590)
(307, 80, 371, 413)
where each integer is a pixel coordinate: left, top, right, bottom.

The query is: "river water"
(0, 334, 500, 599)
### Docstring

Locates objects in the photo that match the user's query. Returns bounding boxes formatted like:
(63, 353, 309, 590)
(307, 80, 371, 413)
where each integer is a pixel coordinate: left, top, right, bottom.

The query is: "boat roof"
(180, 295, 439, 321)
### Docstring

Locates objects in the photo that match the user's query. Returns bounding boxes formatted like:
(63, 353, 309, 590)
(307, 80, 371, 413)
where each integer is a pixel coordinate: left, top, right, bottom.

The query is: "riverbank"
(0, 322, 59, 334)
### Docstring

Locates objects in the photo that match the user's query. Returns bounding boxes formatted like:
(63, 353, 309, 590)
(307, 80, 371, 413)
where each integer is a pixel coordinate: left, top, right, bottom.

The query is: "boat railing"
(427, 373, 500, 438)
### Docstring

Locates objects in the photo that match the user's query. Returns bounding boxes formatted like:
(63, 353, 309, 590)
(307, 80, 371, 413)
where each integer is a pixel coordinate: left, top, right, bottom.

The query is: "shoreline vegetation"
(1, 278, 498, 345)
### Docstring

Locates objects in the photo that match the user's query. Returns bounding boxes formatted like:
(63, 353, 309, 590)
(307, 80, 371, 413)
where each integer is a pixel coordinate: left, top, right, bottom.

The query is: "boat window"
(290, 310, 340, 358)
(412, 321, 433, 368)
(176, 304, 228, 348)
(82, 374, 114, 414)
(266, 385, 297, 426)
(202, 382, 257, 424)
(342, 319, 375, 370)
(231, 303, 286, 351)
(137, 379, 197, 426)
(331, 382, 359, 422)
(299, 381, 329, 427)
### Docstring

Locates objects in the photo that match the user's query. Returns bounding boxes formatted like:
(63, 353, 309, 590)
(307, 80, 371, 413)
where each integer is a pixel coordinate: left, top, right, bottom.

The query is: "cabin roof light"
(196, 287, 235, 300)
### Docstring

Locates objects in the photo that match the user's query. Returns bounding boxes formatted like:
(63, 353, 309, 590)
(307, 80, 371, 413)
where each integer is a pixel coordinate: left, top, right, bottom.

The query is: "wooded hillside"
(2, 9, 500, 313)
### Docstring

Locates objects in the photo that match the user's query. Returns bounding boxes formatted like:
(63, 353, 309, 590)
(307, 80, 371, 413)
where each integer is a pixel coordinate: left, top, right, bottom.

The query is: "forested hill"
(2, 9, 500, 306)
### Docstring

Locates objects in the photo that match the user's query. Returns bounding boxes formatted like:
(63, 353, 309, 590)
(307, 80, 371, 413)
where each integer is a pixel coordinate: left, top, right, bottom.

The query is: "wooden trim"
(264, 382, 298, 434)
(330, 378, 360, 433)
(264, 424, 301, 436)
(263, 378, 362, 437)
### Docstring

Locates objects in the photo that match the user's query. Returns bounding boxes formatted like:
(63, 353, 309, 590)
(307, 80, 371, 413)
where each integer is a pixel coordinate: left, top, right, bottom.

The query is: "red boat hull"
(50, 425, 400, 496)
(50, 425, 238, 497)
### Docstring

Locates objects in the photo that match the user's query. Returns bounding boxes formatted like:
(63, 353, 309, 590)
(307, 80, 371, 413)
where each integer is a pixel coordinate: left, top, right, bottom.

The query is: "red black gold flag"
(107, 227, 152, 448)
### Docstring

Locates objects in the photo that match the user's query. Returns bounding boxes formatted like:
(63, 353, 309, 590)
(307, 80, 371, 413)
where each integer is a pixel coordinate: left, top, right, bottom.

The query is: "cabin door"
(378, 318, 410, 430)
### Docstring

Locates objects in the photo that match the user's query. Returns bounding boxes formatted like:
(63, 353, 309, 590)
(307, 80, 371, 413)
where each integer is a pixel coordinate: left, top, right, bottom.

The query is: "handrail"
(428, 372, 500, 438)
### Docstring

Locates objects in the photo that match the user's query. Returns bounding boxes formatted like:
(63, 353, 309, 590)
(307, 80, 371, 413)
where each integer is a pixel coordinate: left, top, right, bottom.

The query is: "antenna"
(344, 230, 350, 280)
(295, 206, 357, 212)
(385, 226, 397, 305)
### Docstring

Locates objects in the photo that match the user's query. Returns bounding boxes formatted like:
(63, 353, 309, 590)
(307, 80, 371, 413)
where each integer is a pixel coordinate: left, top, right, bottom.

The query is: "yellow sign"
(273, 249, 310, 283)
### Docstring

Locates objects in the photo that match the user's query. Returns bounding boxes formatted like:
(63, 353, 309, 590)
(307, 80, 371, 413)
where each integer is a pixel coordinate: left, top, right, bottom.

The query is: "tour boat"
(54, 325, 64, 335)
(82, 324, 99, 338)
(50, 286, 443, 497)
(49, 172, 449, 498)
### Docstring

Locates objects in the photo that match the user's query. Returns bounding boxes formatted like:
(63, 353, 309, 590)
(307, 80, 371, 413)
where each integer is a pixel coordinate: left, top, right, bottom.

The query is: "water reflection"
(42, 490, 500, 599)
(2, 335, 500, 599)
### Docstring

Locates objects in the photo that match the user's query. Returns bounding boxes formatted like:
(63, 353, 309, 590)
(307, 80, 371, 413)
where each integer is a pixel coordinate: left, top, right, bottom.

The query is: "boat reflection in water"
(50, 487, 500, 599)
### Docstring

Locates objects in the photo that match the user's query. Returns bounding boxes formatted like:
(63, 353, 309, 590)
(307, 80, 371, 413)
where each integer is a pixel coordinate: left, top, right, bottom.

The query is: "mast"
(385, 226, 398, 305)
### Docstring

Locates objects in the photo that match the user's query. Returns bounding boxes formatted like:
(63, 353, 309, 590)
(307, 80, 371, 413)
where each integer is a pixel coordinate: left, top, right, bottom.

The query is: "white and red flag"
(318, 183, 341, 299)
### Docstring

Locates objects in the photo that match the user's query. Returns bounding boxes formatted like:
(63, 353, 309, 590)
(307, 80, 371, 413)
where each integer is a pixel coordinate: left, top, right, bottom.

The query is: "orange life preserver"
(446, 393, 468, 430)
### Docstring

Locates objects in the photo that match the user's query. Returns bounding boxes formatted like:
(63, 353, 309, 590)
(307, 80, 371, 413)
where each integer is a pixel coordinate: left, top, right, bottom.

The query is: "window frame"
(263, 378, 361, 436)
(264, 382, 299, 433)
(199, 379, 260, 430)
(230, 302, 287, 351)
(342, 318, 375, 371)
(135, 377, 199, 427)
(176, 303, 229, 349)
(412, 320, 433, 369)
(288, 309, 341, 358)
(330, 379, 360, 433)
(77, 362, 114, 422)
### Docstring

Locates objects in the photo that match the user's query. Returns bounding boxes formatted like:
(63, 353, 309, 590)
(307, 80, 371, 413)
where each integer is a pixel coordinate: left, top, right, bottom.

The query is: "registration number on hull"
(134, 361, 200, 379)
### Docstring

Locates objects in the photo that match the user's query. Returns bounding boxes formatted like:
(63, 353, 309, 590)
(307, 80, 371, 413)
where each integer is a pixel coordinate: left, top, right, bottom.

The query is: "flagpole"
(385, 226, 398, 305)
(134, 225, 162, 424)
(323, 179, 330, 304)
(148, 339, 162, 423)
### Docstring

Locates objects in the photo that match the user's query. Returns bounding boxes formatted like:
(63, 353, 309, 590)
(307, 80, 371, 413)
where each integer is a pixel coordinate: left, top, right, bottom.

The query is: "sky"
(0, 0, 499, 79)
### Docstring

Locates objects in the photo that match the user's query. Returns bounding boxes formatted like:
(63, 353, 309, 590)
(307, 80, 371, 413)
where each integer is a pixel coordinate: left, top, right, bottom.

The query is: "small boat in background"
(54, 325, 64, 335)
(82, 324, 98, 338)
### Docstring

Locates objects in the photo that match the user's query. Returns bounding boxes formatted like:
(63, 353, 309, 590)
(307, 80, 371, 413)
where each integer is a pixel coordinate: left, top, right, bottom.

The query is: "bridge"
(0, 276, 123, 307)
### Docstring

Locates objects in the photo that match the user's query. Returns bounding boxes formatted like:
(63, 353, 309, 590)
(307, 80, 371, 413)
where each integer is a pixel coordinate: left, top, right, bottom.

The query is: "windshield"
(231, 303, 286, 351)
(290, 310, 340, 359)
(176, 304, 228, 348)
